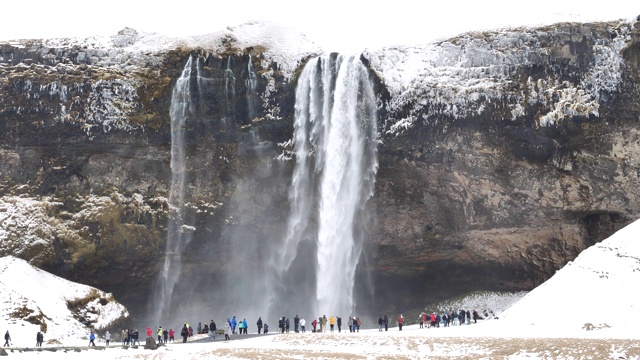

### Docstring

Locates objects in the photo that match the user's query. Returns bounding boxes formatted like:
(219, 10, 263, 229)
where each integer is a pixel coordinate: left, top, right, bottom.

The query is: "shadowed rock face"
(1, 19, 640, 317)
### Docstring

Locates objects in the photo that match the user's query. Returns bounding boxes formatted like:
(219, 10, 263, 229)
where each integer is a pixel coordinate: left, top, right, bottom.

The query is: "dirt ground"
(208, 335, 640, 359)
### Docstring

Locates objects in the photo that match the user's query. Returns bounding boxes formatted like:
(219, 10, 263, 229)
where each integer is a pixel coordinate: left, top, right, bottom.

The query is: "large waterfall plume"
(267, 54, 378, 319)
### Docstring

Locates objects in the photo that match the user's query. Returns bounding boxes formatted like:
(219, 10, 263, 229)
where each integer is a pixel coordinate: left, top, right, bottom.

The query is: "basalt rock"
(1, 18, 640, 316)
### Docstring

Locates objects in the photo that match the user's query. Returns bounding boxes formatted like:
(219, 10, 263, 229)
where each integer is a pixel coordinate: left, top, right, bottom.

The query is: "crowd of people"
(1, 308, 486, 349)
(415, 309, 481, 328)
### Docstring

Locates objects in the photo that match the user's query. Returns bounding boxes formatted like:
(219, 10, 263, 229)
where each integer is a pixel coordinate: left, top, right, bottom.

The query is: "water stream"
(152, 56, 196, 326)
(269, 54, 378, 318)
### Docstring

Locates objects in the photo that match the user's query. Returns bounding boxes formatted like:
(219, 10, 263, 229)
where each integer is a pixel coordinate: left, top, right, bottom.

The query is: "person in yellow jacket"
(329, 316, 335, 332)
(157, 326, 163, 343)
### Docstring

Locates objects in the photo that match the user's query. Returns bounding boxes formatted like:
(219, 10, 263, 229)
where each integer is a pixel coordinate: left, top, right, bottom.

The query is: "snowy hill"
(495, 218, 640, 337)
(0, 256, 128, 347)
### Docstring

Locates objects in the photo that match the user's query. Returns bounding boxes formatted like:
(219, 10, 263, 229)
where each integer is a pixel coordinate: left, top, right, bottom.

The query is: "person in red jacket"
(146, 327, 152, 337)
(168, 328, 175, 342)
(311, 318, 318, 332)
(397, 314, 404, 331)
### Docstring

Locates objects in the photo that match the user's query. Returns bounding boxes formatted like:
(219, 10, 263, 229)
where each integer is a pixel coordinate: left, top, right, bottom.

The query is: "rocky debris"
(144, 337, 157, 350)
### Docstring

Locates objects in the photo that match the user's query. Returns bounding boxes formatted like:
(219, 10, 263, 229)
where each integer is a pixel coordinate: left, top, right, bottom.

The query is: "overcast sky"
(1, 1, 637, 52)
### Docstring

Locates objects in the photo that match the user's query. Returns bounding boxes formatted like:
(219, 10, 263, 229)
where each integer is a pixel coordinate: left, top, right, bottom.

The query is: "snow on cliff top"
(30, 21, 321, 81)
(0, 256, 128, 346)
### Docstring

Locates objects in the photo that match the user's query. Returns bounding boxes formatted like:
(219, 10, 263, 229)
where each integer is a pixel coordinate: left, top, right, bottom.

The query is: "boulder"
(144, 337, 157, 350)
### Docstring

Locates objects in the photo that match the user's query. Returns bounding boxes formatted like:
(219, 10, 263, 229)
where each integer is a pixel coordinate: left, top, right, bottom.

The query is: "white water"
(272, 55, 378, 318)
(315, 56, 378, 316)
(245, 54, 258, 120)
(224, 55, 236, 122)
(153, 55, 195, 325)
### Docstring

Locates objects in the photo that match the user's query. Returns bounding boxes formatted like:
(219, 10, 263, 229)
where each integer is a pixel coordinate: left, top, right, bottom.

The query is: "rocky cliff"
(1, 18, 639, 316)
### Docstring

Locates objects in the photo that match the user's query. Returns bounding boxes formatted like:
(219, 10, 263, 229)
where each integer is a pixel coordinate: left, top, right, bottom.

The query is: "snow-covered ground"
(2, 218, 640, 358)
(0, 256, 128, 347)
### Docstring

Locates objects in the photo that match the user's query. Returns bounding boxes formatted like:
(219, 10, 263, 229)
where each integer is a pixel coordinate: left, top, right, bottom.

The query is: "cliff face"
(368, 18, 640, 308)
(1, 18, 639, 315)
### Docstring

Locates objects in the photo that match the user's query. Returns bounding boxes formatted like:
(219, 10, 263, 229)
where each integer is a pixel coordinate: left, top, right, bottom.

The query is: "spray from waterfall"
(268, 54, 378, 319)
(152, 55, 196, 325)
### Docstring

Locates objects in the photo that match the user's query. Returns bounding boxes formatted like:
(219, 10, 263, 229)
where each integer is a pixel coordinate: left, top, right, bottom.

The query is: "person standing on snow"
(337, 316, 342, 332)
(209, 320, 217, 339)
(300, 317, 306, 333)
(36, 331, 43, 347)
(397, 314, 404, 331)
(224, 320, 231, 340)
(383, 315, 389, 331)
(257, 317, 263, 334)
(89, 330, 96, 346)
(329, 316, 335, 332)
(4, 330, 11, 347)
(105, 330, 111, 346)
(237, 319, 245, 334)
(231, 316, 237, 334)
(181, 324, 189, 343)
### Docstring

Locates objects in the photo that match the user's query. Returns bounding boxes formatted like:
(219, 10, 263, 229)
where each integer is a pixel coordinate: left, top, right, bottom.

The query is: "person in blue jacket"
(231, 316, 237, 334)
(89, 330, 96, 346)
(242, 319, 248, 334)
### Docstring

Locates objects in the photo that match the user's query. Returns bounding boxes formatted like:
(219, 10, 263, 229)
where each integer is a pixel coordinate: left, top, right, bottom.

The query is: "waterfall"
(315, 56, 378, 316)
(224, 55, 236, 122)
(152, 55, 196, 325)
(245, 54, 258, 120)
(269, 55, 378, 318)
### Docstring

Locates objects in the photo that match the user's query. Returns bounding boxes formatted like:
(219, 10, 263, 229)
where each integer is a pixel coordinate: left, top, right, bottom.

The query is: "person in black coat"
(257, 317, 263, 334)
(293, 315, 299, 333)
(209, 320, 217, 339)
(36, 331, 43, 347)
(383, 315, 389, 331)
(4, 331, 10, 347)
(337, 317, 342, 332)
(181, 324, 189, 343)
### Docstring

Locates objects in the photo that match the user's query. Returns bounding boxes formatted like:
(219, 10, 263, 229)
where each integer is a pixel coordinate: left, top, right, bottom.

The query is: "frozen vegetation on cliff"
(2, 18, 636, 138)
(0, 197, 60, 264)
(364, 18, 636, 134)
(0, 21, 321, 138)
(0, 193, 163, 269)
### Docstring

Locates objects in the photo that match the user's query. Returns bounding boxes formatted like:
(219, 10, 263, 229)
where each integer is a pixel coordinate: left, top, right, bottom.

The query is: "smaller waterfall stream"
(245, 54, 258, 120)
(224, 56, 236, 123)
(152, 56, 196, 325)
